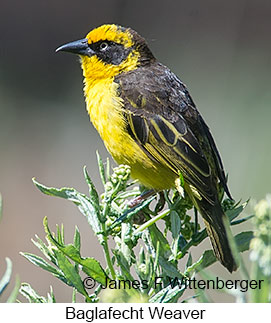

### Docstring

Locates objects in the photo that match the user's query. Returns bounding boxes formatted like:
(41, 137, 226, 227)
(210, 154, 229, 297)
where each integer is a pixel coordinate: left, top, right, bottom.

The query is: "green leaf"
(185, 253, 193, 270)
(80, 258, 108, 286)
(176, 228, 208, 260)
(47, 286, 56, 303)
(227, 201, 248, 222)
(20, 252, 65, 279)
(185, 250, 216, 274)
(138, 247, 145, 265)
(178, 171, 185, 188)
(235, 231, 254, 252)
(19, 283, 47, 303)
(113, 250, 134, 280)
(54, 250, 88, 298)
(75, 193, 102, 239)
(0, 258, 12, 296)
(83, 166, 101, 221)
(33, 178, 81, 201)
(170, 211, 181, 240)
(33, 179, 102, 239)
(56, 224, 64, 245)
(6, 275, 20, 303)
(153, 241, 160, 275)
(96, 151, 106, 185)
(31, 235, 57, 265)
(106, 157, 111, 181)
(149, 283, 186, 303)
(44, 217, 107, 286)
(120, 223, 133, 264)
(231, 215, 254, 226)
(73, 226, 81, 251)
(59, 246, 107, 286)
(158, 257, 184, 279)
(146, 222, 171, 260)
(185, 231, 254, 274)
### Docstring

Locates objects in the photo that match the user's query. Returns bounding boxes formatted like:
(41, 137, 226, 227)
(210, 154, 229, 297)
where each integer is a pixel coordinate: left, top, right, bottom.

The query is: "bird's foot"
(128, 189, 156, 208)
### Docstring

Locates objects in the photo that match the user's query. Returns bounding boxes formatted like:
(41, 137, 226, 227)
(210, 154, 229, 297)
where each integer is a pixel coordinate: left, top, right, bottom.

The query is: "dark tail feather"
(200, 203, 237, 272)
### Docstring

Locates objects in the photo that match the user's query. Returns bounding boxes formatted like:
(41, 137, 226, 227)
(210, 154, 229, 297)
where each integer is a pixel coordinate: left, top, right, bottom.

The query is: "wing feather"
(115, 62, 231, 204)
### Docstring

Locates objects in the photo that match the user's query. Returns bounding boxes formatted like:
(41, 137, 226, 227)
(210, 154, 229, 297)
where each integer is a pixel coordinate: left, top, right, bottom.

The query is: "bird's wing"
(115, 63, 229, 204)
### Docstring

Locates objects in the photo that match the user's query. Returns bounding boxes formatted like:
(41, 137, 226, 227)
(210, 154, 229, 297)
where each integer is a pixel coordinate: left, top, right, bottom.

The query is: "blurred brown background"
(0, 0, 270, 302)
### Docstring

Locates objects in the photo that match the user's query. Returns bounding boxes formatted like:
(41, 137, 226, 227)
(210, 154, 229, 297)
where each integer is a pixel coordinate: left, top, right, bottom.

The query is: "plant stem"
(101, 222, 116, 280)
(133, 209, 170, 235)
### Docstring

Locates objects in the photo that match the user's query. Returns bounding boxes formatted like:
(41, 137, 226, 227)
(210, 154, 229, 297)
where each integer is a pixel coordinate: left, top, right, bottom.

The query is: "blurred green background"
(0, 0, 270, 302)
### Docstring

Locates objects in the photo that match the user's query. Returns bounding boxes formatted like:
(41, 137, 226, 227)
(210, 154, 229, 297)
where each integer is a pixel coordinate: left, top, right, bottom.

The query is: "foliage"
(20, 153, 253, 302)
(0, 198, 20, 303)
(249, 196, 271, 302)
(189, 197, 271, 303)
(0, 258, 20, 303)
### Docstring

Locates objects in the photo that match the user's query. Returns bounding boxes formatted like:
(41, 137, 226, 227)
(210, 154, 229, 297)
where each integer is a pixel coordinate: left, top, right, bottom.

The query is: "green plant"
(0, 258, 20, 303)
(20, 153, 253, 302)
(249, 196, 271, 302)
(0, 195, 20, 303)
(0, 257, 21, 303)
(191, 196, 271, 303)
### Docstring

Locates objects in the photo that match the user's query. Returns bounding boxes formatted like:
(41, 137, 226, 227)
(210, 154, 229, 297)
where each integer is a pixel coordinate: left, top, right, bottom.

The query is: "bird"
(56, 24, 237, 272)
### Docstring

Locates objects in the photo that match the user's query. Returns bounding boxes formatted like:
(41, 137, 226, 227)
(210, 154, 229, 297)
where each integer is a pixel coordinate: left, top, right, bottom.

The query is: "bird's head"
(56, 24, 155, 80)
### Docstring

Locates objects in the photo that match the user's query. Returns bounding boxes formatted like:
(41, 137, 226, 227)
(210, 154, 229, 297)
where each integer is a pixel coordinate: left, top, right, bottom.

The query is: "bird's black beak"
(55, 38, 95, 57)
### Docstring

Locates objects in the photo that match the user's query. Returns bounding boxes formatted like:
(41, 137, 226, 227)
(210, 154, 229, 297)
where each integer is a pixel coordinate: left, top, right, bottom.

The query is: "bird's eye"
(100, 42, 108, 51)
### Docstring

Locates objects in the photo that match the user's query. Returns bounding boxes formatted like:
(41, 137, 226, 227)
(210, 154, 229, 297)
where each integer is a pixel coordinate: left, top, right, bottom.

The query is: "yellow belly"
(84, 78, 177, 190)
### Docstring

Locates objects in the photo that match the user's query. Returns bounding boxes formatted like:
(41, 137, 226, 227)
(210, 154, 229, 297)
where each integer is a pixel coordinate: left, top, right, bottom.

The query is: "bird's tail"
(199, 201, 237, 272)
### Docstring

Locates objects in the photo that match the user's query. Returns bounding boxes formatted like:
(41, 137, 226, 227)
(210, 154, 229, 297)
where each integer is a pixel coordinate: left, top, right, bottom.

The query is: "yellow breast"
(84, 78, 132, 160)
(83, 77, 176, 190)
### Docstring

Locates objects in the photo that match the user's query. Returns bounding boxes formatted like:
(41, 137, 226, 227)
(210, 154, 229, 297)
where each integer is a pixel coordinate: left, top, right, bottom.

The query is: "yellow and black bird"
(56, 24, 237, 272)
